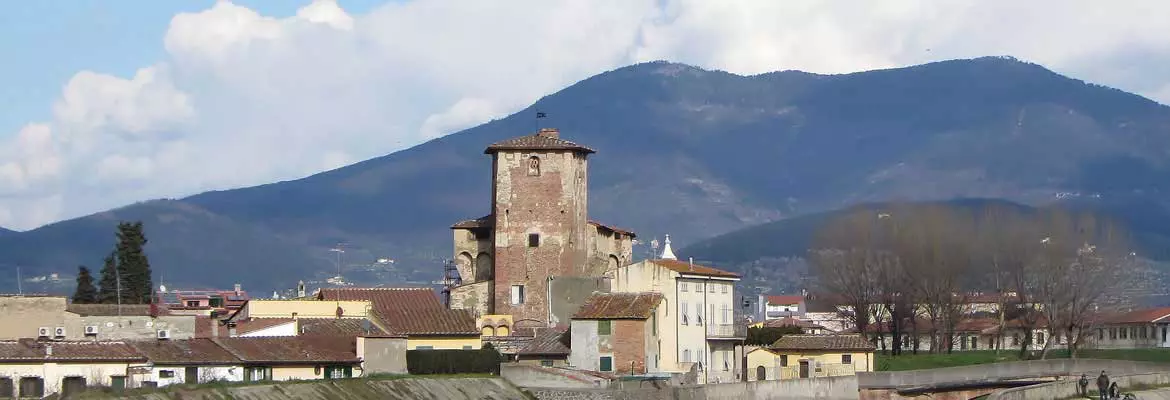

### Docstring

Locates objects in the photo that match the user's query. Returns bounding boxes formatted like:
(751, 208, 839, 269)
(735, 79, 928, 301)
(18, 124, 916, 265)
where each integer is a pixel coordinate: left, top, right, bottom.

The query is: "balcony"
(706, 323, 747, 339)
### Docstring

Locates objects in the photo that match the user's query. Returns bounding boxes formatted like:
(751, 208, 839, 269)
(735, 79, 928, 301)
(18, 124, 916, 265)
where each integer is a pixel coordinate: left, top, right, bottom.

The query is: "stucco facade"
(0, 362, 133, 397)
(0, 296, 196, 341)
(234, 300, 371, 320)
(746, 347, 873, 381)
(448, 128, 635, 326)
(608, 259, 743, 383)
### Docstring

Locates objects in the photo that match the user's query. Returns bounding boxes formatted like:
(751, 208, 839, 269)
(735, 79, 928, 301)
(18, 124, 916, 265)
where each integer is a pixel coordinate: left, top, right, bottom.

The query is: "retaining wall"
(988, 372, 1170, 400)
(527, 375, 858, 400)
(76, 377, 529, 400)
(859, 359, 1170, 389)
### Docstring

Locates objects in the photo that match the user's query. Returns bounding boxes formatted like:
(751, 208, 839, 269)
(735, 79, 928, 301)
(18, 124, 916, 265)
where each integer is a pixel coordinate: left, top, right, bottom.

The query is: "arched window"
(527, 156, 541, 176)
(475, 252, 493, 281)
(482, 326, 496, 336)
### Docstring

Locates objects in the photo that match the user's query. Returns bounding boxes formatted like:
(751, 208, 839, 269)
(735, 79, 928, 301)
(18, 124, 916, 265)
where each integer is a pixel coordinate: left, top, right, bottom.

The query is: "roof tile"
(484, 131, 594, 154)
(770, 334, 875, 352)
(572, 292, 663, 320)
(298, 318, 388, 336)
(132, 338, 238, 365)
(318, 288, 478, 336)
(211, 336, 359, 364)
(766, 295, 804, 305)
(651, 259, 740, 279)
(0, 339, 145, 362)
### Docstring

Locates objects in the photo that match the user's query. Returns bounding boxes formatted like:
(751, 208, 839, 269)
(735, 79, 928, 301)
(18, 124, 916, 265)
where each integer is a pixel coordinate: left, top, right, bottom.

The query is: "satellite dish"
(159, 285, 167, 293)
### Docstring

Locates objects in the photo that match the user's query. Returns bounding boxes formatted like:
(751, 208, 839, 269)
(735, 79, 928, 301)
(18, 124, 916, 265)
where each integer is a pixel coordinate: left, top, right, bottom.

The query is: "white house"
(608, 236, 746, 384)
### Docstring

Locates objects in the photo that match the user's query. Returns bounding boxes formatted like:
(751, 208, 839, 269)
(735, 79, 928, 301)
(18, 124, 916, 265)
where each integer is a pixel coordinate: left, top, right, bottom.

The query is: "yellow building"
(747, 334, 874, 381)
(233, 299, 372, 320)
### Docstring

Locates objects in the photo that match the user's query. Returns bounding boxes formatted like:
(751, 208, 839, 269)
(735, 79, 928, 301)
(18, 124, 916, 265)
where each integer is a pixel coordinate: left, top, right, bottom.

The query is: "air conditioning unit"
(84, 326, 99, 336)
(37, 327, 50, 337)
(54, 327, 66, 338)
(157, 329, 170, 340)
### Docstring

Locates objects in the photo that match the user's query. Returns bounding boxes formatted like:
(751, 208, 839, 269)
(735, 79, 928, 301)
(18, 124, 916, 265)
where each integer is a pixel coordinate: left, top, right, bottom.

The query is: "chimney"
(537, 128, 559, 139)
(297, 281, 306, 298)
(45, 344, 52, 358)
(688, 257, 694, 271)
(211, 319, 220, 338)
(228, 322, 237, 337)
(234, 283, 242, 296)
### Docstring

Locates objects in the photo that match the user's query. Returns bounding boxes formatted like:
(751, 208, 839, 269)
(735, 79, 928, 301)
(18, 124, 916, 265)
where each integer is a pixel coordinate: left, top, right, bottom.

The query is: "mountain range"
(2, 56, 1169, 294)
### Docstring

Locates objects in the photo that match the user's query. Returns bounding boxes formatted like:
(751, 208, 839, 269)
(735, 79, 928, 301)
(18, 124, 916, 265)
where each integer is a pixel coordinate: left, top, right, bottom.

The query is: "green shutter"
(599, 356, 613, 372)
(598, 320, 611, 335)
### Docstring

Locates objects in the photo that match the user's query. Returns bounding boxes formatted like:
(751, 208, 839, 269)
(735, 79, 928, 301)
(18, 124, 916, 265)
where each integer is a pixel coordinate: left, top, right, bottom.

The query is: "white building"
(608, 235, 746, 384)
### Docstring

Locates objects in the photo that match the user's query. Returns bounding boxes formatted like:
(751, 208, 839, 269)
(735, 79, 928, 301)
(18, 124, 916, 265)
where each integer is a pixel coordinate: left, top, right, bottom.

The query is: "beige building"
(746, 334, 874, 381)
(607, 239, 746, 384)
(0, 295, 196, 341)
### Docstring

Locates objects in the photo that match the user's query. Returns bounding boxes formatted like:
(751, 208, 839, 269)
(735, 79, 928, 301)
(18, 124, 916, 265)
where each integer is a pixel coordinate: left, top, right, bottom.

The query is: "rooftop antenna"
(16, 266, 22, 295)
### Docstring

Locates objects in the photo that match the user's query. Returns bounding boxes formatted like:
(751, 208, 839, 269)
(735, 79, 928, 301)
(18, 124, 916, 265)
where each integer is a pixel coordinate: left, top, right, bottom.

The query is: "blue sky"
(0, 0, 1167, 231)
(0, 1, 386, 137)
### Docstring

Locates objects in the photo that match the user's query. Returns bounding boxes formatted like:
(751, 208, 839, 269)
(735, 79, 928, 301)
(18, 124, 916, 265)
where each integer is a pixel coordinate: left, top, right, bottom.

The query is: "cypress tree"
(72, 266, 98, 304)
(115, 221, 152, 304)
(97, 252, 120, 304)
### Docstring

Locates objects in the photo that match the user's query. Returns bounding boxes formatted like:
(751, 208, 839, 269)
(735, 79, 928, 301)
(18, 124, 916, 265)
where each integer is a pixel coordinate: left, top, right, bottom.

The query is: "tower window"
(510, 285, 525, 305)
(527, 156, 541, 176)
(528, 233, 540, 247)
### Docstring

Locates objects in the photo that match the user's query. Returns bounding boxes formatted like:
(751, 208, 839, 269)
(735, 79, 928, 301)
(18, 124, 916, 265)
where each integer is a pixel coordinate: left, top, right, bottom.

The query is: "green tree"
(746, 326, 803, 346)
(115, 221, 153, 304)
(97, 252, 120, 304)
(71, 266, 98, 304)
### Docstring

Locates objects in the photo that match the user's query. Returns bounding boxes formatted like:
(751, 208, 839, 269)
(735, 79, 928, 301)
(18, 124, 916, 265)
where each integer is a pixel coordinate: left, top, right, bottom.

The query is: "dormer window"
(527, 156, 541, 176)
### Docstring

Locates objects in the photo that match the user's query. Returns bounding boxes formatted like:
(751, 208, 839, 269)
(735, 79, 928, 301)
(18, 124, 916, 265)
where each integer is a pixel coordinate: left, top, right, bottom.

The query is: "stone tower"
(485, 128, 594, 323)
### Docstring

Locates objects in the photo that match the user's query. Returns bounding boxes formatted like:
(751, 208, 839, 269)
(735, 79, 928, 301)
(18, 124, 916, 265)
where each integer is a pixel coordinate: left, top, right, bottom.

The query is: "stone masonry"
(449, 128, 635, 326)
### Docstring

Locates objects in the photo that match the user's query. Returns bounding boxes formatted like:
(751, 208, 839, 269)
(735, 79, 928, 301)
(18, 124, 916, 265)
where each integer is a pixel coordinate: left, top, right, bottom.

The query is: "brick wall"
(492, 150, 590, 323)
(613, 320, 648, 375)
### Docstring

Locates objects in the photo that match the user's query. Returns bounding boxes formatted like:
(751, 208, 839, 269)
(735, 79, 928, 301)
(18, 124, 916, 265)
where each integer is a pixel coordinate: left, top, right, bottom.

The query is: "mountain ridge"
(3, 56, 1169, 293)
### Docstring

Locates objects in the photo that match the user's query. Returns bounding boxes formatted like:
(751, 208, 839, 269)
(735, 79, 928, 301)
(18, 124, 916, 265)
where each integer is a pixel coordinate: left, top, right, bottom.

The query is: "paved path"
(1130, 388, 1170, 399)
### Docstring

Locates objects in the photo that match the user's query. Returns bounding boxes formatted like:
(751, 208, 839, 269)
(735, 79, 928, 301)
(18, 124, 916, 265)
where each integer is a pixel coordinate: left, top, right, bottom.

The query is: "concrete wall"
(65, 314, 197, 341)
(858, 358, 1170, 389)
(501, 364, 612, 389)
(571, 320, 601, 371)
(526, 375, 859, 400)
(0, 296, 67, 339)
(357, 336, 408, 375)
(242, 300, 371, 319)
(987, 371, 1170, 400)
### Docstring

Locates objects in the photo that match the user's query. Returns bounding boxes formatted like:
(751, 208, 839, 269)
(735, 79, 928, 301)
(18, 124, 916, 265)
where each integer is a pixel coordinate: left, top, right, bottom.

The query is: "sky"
(0, 0, 1168, 232)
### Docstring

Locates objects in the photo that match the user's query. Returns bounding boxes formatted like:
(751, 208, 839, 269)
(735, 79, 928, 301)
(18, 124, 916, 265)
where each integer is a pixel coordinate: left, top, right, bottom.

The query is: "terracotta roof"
(318, 288, 478, 336)
(233, 318, 295, 335)
(761, 317, 824, 330)
(451, 215, 492, 229)
(520, 328, 571, 356)
(589, 221, 636, 238)
(0, 339, 145, 362)
(484, 130, 595, 154)
(211, 336, 359, 364)
(650, 259, 740, 279)
(298, 318, 388, 336)
(131, 338, 238, 365)
(770, 334, 875, 352)
(66, 304, 165, 316)
(766, 295, 804, 305)
(1104, 307, 1170, 324)
(482, 336, 534, 355)
(572, 292, 663, 320)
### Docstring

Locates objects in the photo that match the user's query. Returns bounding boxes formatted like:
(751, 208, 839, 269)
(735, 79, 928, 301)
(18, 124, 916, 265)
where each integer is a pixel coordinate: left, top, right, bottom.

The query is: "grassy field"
(875, 349, 1170, 371)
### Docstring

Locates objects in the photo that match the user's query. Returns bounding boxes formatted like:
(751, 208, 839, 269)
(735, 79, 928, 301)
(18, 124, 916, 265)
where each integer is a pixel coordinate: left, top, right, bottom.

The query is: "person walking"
(1097, 371, 1110, 400)
(1079, 373, 1090, 397)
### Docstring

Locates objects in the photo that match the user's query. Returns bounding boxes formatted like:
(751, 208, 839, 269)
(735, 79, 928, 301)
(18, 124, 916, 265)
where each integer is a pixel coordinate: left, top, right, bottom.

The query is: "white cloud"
(1, 0, 1168, 230)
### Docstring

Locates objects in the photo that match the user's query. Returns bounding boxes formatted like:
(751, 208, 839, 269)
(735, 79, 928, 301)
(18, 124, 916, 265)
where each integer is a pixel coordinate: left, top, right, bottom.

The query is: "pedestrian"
(1097, 371, 1110, 400)
(1109, 382, 1120, 399)
(1079, 373, 1090, 397)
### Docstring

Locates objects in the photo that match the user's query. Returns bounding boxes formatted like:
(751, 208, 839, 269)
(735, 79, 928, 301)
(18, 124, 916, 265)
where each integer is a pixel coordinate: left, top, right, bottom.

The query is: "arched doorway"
(756, 366, 766, 381)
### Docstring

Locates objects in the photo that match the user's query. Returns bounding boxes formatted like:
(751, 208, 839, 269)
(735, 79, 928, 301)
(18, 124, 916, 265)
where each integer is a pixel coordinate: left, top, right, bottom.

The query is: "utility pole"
(16, 266, 22, 295)
(115, 265, 123, 316)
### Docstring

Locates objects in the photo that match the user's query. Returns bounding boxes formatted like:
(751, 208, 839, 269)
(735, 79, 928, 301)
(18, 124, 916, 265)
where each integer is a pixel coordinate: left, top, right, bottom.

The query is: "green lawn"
(875, 349, 1170, 371)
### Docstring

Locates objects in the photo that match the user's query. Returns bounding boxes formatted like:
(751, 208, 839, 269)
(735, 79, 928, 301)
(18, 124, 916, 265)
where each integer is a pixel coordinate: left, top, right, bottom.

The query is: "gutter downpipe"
(547, 276, 554, 327)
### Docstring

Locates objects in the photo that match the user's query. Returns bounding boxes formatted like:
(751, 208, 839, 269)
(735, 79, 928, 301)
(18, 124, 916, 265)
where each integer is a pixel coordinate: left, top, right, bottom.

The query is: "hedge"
(406, 345, 503, 375)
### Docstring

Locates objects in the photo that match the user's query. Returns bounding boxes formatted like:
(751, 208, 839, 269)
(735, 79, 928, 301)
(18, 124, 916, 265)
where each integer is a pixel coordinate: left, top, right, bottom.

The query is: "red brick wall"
(613, 320, 648, 375)
(491, 150, 590, 323)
